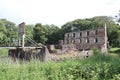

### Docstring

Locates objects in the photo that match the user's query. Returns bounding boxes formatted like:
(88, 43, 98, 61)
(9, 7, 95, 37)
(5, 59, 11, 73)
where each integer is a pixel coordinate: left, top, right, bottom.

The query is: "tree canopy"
(33, 23, 47, 44)
(0, 19, 17, 46)
(0, 16, 120, 47)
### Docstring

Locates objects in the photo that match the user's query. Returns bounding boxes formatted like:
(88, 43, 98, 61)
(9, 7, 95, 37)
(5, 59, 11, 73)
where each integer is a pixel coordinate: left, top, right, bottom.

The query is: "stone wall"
(64, 26, 108, 53)
(8, 46, 50, 62)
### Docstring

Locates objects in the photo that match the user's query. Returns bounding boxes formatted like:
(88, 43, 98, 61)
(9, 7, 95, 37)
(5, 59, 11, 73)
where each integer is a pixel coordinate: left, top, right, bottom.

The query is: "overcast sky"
(0, 0, 119, 27)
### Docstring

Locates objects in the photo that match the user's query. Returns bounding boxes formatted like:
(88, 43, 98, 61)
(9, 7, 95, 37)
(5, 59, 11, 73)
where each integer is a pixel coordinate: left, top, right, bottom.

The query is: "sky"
(0, 0, 120, 27)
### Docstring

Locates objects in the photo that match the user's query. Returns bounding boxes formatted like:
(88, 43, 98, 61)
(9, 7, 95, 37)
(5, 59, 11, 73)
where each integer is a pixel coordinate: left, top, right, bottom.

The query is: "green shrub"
(92, 47, 101, 55)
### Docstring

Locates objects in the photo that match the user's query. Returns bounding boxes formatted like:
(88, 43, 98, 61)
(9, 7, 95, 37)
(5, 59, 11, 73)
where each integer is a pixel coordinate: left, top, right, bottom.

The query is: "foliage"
(92, 47, 101, 55)
(0, 16, 120, 47)
(0, 19, 17, 46)
(108, 48, 120, 57)
(25, 25, 34, 39)
(117, 30, 120, 47)
(43, 24, 62, 44)
(32, 24, 61, 45)
(33, 23, 47, 44)
(0, 52, 120, 80)
(25, 25, 34, 46)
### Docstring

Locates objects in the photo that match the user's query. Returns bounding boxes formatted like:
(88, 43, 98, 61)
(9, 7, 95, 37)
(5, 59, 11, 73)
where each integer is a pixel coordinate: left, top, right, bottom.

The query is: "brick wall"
(64, 26, 108, 53)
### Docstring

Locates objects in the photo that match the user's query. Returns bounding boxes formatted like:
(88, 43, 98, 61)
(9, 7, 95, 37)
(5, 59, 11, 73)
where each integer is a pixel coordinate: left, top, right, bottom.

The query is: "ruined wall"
(9, 46, 50, 61)
(64, 26, 108, 53)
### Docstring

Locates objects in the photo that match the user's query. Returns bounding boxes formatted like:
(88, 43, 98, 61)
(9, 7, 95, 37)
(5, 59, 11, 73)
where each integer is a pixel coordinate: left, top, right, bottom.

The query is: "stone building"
(63, 25, 108, 53)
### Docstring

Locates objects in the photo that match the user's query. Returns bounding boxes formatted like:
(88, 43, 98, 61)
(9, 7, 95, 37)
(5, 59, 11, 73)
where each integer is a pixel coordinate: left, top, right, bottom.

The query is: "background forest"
(0, 16, 120, 47)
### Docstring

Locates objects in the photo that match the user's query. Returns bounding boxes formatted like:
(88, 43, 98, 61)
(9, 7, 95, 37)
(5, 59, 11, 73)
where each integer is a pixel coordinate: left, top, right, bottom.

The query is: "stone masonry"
(63, 25, 108, 53)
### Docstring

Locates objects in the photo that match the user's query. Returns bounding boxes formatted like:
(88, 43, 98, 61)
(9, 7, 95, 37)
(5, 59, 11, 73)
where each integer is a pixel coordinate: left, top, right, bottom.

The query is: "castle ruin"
(59, 25, 108, 53)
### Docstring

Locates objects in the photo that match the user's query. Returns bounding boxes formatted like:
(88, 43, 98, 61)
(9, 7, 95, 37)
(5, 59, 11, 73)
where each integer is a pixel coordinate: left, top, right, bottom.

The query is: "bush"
(92, 47, 101, 55)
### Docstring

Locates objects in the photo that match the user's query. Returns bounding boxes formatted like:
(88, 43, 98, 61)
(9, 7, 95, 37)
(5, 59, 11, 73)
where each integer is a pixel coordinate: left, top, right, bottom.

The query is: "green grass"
(0, 48, 9, 57)
(109, 48, 120, 53)
(0, 48, 119, 80)
(0, 53, 120, 80)
(109, 48, 120, 57)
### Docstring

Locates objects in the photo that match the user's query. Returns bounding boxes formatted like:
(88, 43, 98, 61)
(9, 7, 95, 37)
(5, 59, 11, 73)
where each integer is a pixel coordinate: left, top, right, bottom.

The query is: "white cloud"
(0, 0, 119, 26)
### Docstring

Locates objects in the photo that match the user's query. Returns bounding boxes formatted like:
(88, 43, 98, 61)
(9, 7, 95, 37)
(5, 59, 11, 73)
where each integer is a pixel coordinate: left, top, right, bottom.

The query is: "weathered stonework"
(64, 26, 108, 53)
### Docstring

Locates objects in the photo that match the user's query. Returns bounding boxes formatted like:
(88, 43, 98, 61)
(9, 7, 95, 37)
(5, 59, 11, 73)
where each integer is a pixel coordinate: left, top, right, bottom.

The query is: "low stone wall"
(8, 46, 50, 62)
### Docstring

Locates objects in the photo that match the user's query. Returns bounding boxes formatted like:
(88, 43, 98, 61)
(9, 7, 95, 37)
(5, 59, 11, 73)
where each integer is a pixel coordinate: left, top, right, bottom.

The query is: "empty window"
(79, 38, 82, 43)
(70, 39, 75, 44)
(73, 33, 75, 37)
(73, 39, 75, 44)
(95, 30, 98, 35)
(86, 38, 89, 43)
(68, 34, 69, 37)
(80, 32, 82, 37)
(80, 32, 82, 36)
(95, 38, 98, 43)
(67, 40, 69, 44)
(87, 31, 89, 36)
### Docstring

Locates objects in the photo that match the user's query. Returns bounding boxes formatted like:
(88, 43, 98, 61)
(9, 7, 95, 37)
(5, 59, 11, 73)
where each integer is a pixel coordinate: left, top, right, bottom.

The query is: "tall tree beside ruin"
(43, 24, 62, 44)
(33, 23, 47, 44)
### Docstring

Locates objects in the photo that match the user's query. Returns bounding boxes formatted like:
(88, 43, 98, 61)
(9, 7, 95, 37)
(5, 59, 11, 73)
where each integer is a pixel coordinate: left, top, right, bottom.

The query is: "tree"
(0, 19, 17, 46)
(115, 10, 120, 24)
(117, 30, 120, 47)
(0, 22, 7, 46)
(25, 24, 34, 46)
(33, 23, 47, 44)
(25, 24, 34, 38)
(44, 24, 61, 44)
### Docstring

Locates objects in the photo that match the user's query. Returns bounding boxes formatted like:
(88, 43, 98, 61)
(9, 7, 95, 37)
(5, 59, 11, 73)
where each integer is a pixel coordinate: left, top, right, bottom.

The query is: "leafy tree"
(33, 23, 47, 44)
(25, 25, 34, 38)
(0, 22, 7, 45)
(117, 30, 120, 47)
(5, 20, 17, 46)
(115, 10, 120, 24)
(25, 24, 34, 46)
(44, 24, 62, 44)
(0, 19, 17, 46)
